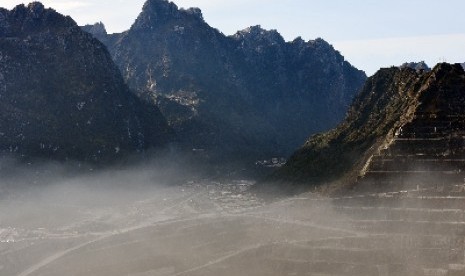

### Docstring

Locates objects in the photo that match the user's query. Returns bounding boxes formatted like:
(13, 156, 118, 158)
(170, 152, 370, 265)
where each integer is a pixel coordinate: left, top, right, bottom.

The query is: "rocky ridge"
(271, 63, 465, 193)
(80, 21, 107, 41)
(400, 61, 430, 72)
(84, 0, 367, 162)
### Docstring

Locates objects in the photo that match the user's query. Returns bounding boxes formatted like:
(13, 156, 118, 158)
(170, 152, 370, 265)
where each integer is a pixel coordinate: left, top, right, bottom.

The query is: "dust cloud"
(1, 156, 464, 276)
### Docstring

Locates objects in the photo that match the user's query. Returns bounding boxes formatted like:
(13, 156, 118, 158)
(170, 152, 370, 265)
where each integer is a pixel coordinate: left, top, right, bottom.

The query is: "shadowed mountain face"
(271, 63, 465, 192)
(0, 3, 172, 162)
(86, 0, 366, 162)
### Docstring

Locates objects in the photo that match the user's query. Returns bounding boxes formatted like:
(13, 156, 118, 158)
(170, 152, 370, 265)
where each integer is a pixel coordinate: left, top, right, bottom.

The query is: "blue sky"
(3, 0, 465, 75)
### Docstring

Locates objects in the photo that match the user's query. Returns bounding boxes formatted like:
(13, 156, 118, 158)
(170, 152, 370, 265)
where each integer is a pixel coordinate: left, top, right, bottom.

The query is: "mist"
(1, 156, 464, 276)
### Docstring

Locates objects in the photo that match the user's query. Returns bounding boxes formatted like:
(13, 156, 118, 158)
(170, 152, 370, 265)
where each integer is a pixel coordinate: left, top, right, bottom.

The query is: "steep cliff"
(272, 63, 465, 192)
(0, 2, 172, 162)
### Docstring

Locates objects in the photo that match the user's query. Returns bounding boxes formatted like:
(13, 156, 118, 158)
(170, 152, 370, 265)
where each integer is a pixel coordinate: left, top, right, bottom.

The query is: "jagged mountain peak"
(11, 2, 52, 20)
(307, 37, 335, 51)
(84, 21, 106, 35)
(28, 2, 44, 14)
(400, 61, 431, 72)
(237, 25, 273, 35)
(17, 2, 45, 18)
(131, 0, 203, 30)
(289, 36, 333, 50)
(233, 25, 285, 45)
(141, 0, 178, 14)
(291, 36, 306, 45)
(310, 37, 330, 45)
(432, 62, 464, 74)
(1, 2, 76, 36)
(9, 2, 44, 15)
(180, 7, 203, 19)
(81, 21, 107, 38)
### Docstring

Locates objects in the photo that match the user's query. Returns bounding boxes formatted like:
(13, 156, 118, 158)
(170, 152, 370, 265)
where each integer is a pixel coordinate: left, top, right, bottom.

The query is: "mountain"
(400, 61, 430, 71)
(80, 21, 107, 42)
(0, 2, 172, 162)
(270, 63, 465, 193)
(85, 0, 366, 162)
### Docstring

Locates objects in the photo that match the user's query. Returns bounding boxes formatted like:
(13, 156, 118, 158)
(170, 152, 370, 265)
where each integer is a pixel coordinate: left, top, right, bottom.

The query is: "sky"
(3, 0, 465, 75)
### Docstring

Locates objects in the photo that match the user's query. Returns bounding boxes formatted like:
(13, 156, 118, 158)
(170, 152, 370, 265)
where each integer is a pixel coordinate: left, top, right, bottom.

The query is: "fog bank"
(1, 157, 464, 275)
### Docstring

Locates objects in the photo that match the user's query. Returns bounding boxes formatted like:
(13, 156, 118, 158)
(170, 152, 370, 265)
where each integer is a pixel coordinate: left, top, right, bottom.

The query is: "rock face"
(272, 63, 465, 191)
(400, 61, 430, 72)
(87, 0, 366, 161)
(356, 63, 465, 193)
(80, 22, 107, 41)
(0, 3, 172, 162)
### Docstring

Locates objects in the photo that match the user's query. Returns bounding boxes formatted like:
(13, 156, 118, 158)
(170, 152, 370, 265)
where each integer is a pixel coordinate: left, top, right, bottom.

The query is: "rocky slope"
(0, 3, 172, 162)
(85, 0, 366, 161)
(271, 63, 465, 192)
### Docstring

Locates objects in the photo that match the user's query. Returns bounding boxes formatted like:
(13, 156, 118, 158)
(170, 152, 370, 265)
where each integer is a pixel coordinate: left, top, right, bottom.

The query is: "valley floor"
(1, 179, 465, 276)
